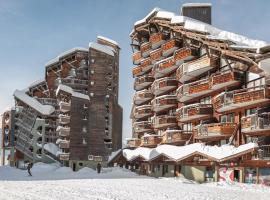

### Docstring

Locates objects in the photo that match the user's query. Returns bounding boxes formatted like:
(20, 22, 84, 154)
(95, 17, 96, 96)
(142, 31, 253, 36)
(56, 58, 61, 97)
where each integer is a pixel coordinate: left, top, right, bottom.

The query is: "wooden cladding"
(150, 48, 163, 63)
(241, 113, 270, 135)
(141, 135, 162, 147)
(152, 96, 177, 107)
(161, 130, 191, 144)
(140, 57, 152, 72)
(157, 57, 175, 71)
(212, 71, 234, 85)
(133, 51, 142, 65)
(194, 123, 236, 138)
(133, 121, 152, 133)
(153, 115, 177, 129)
(141, 42, 151, 56)
(174, 48, 196, 64)
(127, 139, 141, 148)
(189, 81, 210, 94)
(132, 66, 143, 77)
(234, 89, 267, 104)
(149, 33, 166, 46)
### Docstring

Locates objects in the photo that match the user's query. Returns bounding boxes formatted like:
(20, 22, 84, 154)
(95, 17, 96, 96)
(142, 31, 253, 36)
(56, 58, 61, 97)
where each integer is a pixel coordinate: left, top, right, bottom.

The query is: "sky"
(0, 0, 270, 140)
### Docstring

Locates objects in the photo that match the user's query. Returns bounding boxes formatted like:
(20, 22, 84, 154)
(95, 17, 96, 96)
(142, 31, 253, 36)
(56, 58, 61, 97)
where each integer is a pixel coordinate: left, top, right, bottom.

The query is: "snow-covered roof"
(182, 3, 212, 7)
(97, 35, 119, 47)
(28, 79, 46, 89)
(56, 84, 90, 101)
(108, 149, 122, 163)
(122, 143, 258, 162)
(43, 143, 59, 156)
(14, 90, 55, 115)
(89, 42, 115, 56)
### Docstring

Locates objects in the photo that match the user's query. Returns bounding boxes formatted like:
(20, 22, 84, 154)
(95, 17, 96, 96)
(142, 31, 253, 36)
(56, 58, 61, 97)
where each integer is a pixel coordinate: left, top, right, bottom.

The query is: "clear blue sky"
(0, 0, 270, 140)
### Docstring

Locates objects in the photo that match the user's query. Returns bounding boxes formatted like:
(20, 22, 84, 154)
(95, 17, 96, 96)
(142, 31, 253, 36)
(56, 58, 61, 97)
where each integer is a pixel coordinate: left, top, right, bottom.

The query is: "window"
(183, 123, 193, 132)
(91, 70, 94, 74)
(90, 81, 94, 86)
(220, 113, 234, 123)
(245, 108, 256, 116)
(90, 93, 94, 97)
(88, 155, 94, 160)
(79, 162, 83, 167)
(82, 126, 87, 133)
(200, 96, 211, 104)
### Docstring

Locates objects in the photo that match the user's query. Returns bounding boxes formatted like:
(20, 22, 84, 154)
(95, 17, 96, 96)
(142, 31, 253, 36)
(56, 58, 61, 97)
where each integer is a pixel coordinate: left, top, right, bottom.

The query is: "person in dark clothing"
(97, 162, 101, 174)
(27, 162, 33, 176)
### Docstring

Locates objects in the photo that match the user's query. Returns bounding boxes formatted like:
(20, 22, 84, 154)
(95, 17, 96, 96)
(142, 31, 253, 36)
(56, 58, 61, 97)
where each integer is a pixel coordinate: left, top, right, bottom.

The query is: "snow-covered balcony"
(133, 90, 154, 105)
(151, 95, 177, 113)
(150, 48, 164, 64)
(59, 101, 71, 113)
(177, 103, 213, 123)
(211, 71, 242, 92)
(149, 32, 166, 49)
(126, 138, 141, 148)
(154, 56, 177, 78)
(59, 140, 70, 149)
(161, 130, 192, 145)
(58, 114, 70, 125)
(177, 78, 210, 102)
(194, 123, 237, 141)
(133, 105, 153, 120)
(161, 39, 182, 57)
(213, 87, 270, 113)
(241, 113, 270, 136)
(133, 121, 152, 133)
(132, 66, 143, 78)
(141, 42, 151, 58)
(132, 51, 142, 65)
(176, 55, 218, 83)
(140, 57, 153, 72)
(59, 153, 70, 161)
(151, 77, 178, 96)
(134, 75, 154, 91)
(56, 126, 70, 137)
(152, 115, 177, 129)
(174, 47, 197, 66)
(141, 134, 162, 147)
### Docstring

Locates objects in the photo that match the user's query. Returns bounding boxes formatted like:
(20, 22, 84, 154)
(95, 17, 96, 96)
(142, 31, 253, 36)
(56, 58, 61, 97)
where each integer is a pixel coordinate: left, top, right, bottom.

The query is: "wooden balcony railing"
(211, 70, 242, 90)
(140, 57, 153, 72)
(241, 113, 270, 135)
(59, 153, 70, 161)
(141, 135, 162, 147)
(150, 48, 163, 64)
(162, 39, 182, 57)
(161, 130, 192, 145)
(133, 90, 154, 105)
(149, 32, 166, 49)
(134, 105, 153, 119)
(126, 138, 141, 148)
(133, 121, 152, 133)
(154, 56, 176, 78)
(133, 51, 142, 65)
(152, 115, 177, 129)
(174, 47, 197, 66)
(134, 75, 154, 91)
(132, 66, 143, 78)
(151, 95, 177, 113)
(151, 77, 178, 96)
(177, 103, 213, 122)
(141, 42, 151, 58)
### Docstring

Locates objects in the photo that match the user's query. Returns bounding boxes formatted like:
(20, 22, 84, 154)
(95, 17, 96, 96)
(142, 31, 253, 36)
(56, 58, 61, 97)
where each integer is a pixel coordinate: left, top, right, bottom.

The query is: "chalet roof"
(89, 42, 115, 56)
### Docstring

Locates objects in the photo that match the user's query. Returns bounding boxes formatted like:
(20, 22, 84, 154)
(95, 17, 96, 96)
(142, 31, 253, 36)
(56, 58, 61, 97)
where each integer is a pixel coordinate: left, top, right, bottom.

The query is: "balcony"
(213, 87, 270, 113)
(133, 121, 152, 133)
(59, 101, 71, 113)
(133, 51, 142, 65)
(257, 145, 270, 160)
(151, 95, 177, 113)
(56, 126, 70, 137)
(59, 153, 70, 161)
(140, 57, 153, 72)
(177, 103, 213, 123)
(133, 105, 153, 120)
(134, 75, 154, 91)
(149, 32, 166, 49)
(211, 71, 242, 91)
(59, 78, 88, 89)
(174, 47, 197, 66)
(176, 55, 218, 83)
(59, 140, 70, 149)
(150, 48, 164, 64)
(241, 113, 270, 136)
(132, 66, 143, 78)
(133, 90, 154, 105)
(177, 78, 211, 102)
(194, 123, 237, 141)
(126, 138, 141, 148)
(161, 130, 192, 145)
(141, 134, 162, 147)
(152, 115, 177, 129)
(141, 42, 151, 58)
(151, 77, 178, 96)
(154, 56, 177, 78)
(162, 39, 182, 57)
(58, 114, 70, 125)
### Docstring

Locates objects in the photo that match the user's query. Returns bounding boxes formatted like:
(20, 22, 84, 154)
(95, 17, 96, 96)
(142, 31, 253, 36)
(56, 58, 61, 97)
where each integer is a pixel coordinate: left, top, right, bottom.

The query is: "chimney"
(181, 3, 212, 24)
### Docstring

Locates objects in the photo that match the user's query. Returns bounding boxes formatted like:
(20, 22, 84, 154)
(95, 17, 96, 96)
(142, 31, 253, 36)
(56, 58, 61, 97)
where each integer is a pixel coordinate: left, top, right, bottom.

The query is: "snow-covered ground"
(0, 163, 269, 200)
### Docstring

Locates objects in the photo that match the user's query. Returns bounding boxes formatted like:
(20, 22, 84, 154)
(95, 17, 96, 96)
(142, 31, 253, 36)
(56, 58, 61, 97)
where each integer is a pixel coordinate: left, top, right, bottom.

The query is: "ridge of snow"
(182, 3, 212, 7)
(97, 35, 119, 47)
(56, 84, 90, 101)
(14, 90, 55, 115)
(28, 79, 46, 89)
(89, 42, 114, 56)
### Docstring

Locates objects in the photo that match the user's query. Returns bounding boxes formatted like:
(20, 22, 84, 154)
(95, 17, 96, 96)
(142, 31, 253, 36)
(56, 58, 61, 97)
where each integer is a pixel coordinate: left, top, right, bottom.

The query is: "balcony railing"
(241, 113, 270, 135)
(151, 95, 177, 113)
(177, 78, 210, 102)
(134, 75, 154, 91)
(132, 66, 143, 78)
(151, 77, 178, 96)
(58, 114, 70, 125)
(162, 39, 182, 57)
(59, 101, 71, 113)
(133, 121, 152, 133)
(56, 126, 70, 137)
(177, 103, 213, 123)
(150, 48, 164, 64)
(176, 55, 218, 83)
(141, 42, 151, 58)
(211, 71, 242, 90)
(133, 105, 153, 119)
(194, 123, 237, 140)
(149, 32, 166, 49)
(140, 57, 153, 72)
(161, 130, 192, 145)
(213, 87, 270, 113)
(133, 51, 142, 65)
(133, 90, 154, 105)
(126, 138, 141, 148)
(154, 56, 177, 78)
(257, 145, 270, 160)
(141, 134, 162, 147)
(59, 153, 70, 161)
(174, 47, 197, 66)
(152, 115, 177, 129)
(59, 140, 70, 149)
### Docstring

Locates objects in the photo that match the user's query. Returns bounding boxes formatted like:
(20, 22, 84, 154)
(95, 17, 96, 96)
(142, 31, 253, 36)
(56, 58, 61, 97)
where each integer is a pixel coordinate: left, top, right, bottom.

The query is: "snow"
(13, 90, 55, 115)
(259, 58, 270, 76)
(182, 3, 212, 7)
(97, 35, 119, 47)
(56, 84, 90, 101)
(0, 163, 269, 200)
(108, 149, 122, 163)
(122, 143, 258, 162)
(43, 143, 59, 156)
(28, 78, 45, 88)
(89, 42, 115, 56)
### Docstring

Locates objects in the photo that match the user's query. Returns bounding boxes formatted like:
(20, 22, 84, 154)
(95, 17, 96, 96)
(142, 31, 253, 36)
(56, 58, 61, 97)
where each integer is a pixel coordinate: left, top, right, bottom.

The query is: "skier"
(27, 162, 33, 176)
(97, 162, 101, 174)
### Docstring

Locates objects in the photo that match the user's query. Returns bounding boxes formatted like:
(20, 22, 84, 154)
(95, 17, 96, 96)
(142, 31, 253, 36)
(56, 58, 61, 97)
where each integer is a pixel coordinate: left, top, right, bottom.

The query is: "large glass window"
(220, 113, 234, 123)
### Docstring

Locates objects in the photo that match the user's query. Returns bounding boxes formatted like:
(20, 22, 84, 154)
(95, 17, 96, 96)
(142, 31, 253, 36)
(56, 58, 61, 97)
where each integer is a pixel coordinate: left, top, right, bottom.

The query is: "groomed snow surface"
(0, 162, 269, 200)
